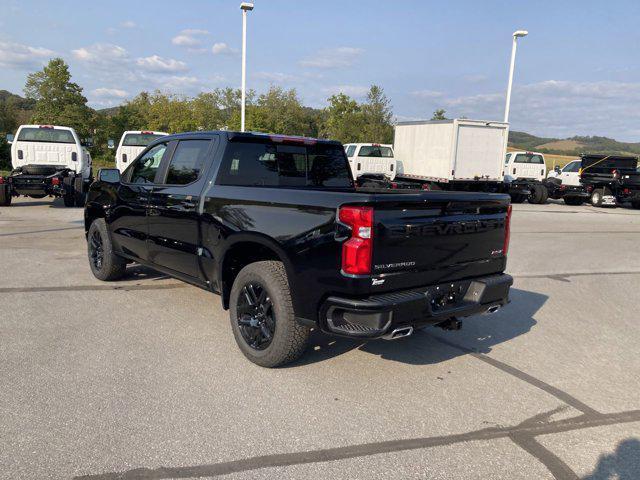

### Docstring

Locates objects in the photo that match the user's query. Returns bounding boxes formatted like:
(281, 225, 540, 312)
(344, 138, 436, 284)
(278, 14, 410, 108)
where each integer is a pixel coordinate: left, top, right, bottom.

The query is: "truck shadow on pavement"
(583, 438, 640, 480)
(293, 288, 546, 367)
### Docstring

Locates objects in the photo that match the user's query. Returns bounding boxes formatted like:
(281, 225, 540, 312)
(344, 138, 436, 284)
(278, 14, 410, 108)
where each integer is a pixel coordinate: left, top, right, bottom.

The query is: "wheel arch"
(218, 234, 294, 310)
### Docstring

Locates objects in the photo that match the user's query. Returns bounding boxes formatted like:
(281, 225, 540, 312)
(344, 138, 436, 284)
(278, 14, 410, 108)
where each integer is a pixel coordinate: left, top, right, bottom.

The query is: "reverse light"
(612, 169, 620, 180)
(503, 204, 513, 256)
(339, 206, 373, 275)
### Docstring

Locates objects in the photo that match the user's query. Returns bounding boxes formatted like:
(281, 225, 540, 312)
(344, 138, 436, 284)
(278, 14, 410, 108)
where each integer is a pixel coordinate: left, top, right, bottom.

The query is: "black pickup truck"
(580, 154, 640, 208)
(84, 131, 513, 367)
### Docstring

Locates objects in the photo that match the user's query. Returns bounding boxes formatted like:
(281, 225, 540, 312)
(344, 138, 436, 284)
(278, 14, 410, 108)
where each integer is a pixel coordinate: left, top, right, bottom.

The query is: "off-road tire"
(509, 193, 526, 204)
(0, 185, 12, 206)
(591, 188, 611, 207)
(74, 190, 87, 207)
(229, 261, 310, 368)
(63, 192, 75, 207)
(529, 184, 548, 204)
(87, 219, 126, 281)
(563, 196, 583, 206)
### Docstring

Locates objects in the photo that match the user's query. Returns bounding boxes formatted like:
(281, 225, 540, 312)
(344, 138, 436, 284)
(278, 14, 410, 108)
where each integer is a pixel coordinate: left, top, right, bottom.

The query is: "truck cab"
(544, 160, 588, 205)
(504, 151, 547, 183)
(0, 125, 92, 207)
(115, 131, 168, 172)
(344, 143, 396, 180)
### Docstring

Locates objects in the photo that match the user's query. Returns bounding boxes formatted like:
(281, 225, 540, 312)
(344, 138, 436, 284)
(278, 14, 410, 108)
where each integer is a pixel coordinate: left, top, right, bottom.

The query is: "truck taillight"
(339, 206, 373, 275)
(0, 176, 4, 184)
(51, 177, 60, 186)
(71, 152, 78, 162)
(612, 169, 620, 179)
(503, 205, 513, 256)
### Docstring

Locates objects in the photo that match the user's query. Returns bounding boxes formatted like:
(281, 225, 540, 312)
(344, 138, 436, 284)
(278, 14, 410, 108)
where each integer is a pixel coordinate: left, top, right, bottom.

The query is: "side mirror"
(554, 165, 561, 173)
(107, 139, 115, 149)
(98, 168, 121, 184)
(5, 133, 14, 144)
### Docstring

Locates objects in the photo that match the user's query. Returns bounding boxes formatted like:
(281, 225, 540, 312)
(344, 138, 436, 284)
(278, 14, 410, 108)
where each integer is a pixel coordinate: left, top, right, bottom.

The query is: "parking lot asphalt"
(1, 198, 639, 480)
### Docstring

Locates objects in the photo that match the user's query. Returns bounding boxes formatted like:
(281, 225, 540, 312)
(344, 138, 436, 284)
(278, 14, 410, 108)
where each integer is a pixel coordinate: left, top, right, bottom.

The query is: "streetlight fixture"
(240, 2, 254, 132)
(504, 29, 528, 124)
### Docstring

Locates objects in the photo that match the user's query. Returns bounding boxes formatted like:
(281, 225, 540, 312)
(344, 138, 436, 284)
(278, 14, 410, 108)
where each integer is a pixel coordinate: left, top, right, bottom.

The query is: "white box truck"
(357, 119, 547, 204)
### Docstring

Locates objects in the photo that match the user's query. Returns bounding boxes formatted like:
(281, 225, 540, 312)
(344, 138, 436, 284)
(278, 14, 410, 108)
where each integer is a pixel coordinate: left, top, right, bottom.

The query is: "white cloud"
(410, 89, 444, 99)
(92, 88, 128, 99)
(72, 43, 128, 66)
(135, 55, 188, 72)
(255, 71, 299, 83)
(424, 80, 640, 140)
(323, 85, 370, 97)
(300, 47, 364, 69)
(0, 41, 55, 69)
(463, 74, 488, 84)
(120, 20, 136, 28)
(211, 42, 238, 55)
(172, 29, 210, 48)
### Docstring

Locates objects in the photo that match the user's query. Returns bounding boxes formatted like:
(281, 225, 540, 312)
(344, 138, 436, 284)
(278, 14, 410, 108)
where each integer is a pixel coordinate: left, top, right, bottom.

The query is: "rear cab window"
(122, 133, 165, 147)
(17, 127, 75, 144)
(514, 153, 544, 164)
(357, 145, 393, 158)
(218, 140, 354, 188)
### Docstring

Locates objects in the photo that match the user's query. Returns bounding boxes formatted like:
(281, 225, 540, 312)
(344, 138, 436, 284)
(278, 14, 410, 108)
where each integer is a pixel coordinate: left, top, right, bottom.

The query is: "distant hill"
(508, 131, 640, 157)
(0, 90, 35, 111)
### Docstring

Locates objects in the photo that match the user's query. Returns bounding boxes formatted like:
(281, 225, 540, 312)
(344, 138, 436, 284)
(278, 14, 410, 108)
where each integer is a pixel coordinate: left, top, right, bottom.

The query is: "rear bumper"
(8, 175, 67, 197)
(319, 274, 513, 338)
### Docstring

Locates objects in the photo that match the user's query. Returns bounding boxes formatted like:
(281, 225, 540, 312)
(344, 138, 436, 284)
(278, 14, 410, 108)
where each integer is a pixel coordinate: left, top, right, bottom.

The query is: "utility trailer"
(358, 119, 547, 203)
(579, 154, 640, 208)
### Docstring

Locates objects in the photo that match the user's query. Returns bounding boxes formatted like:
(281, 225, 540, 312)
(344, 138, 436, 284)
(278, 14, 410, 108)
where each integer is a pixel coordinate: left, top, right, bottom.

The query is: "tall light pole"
(504, 30, 528, 124)
(240, 2, 254, 132)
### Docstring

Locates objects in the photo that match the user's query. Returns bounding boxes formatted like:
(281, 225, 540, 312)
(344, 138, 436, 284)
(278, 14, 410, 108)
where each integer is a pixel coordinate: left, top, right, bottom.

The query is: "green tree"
(24, 58, 92, 137)
(431, 109, 447, 120)
(322, 93, 364, 143)
(249, 86, 311, 135)
(361, 85, 394, 143)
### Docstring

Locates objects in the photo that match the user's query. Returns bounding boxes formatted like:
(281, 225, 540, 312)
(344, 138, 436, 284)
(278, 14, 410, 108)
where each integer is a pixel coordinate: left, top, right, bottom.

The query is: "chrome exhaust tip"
(485, 305, 501, 315)
(382, 326, 414, 340)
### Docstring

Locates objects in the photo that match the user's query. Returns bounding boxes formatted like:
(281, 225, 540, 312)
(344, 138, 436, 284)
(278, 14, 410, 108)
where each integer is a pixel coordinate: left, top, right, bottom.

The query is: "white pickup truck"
(115, 131, 167, 172)
(343, 143, 396, 180)
(1, 125, 92, 207)
(503, 151, 548, 203)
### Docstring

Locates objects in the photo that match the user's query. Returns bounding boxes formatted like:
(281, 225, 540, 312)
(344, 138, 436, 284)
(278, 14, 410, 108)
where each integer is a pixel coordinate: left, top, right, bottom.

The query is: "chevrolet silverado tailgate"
(370, 191, 510, 290)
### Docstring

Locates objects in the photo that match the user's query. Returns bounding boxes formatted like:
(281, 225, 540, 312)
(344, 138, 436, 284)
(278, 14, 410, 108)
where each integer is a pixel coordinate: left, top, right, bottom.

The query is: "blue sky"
(1, 0, 640, 140)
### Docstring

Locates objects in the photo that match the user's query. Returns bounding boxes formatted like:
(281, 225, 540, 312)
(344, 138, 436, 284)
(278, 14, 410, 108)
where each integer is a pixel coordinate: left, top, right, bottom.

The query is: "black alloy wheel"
(89, 229, 104, 271)
(236, 282, 276, 350)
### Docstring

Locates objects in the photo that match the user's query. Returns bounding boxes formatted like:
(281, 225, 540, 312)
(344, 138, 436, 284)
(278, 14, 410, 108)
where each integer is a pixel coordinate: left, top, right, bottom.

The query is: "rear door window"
(163, 140, 210, 185)
(218, 141, 353, 188)
(345, 145, 356, 157)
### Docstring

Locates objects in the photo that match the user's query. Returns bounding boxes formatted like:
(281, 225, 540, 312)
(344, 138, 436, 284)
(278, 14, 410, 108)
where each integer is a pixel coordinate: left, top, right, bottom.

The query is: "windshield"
(17, 128, 75, 144)
(358, 146, 393, 158)
(123, 133, 165, 147)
